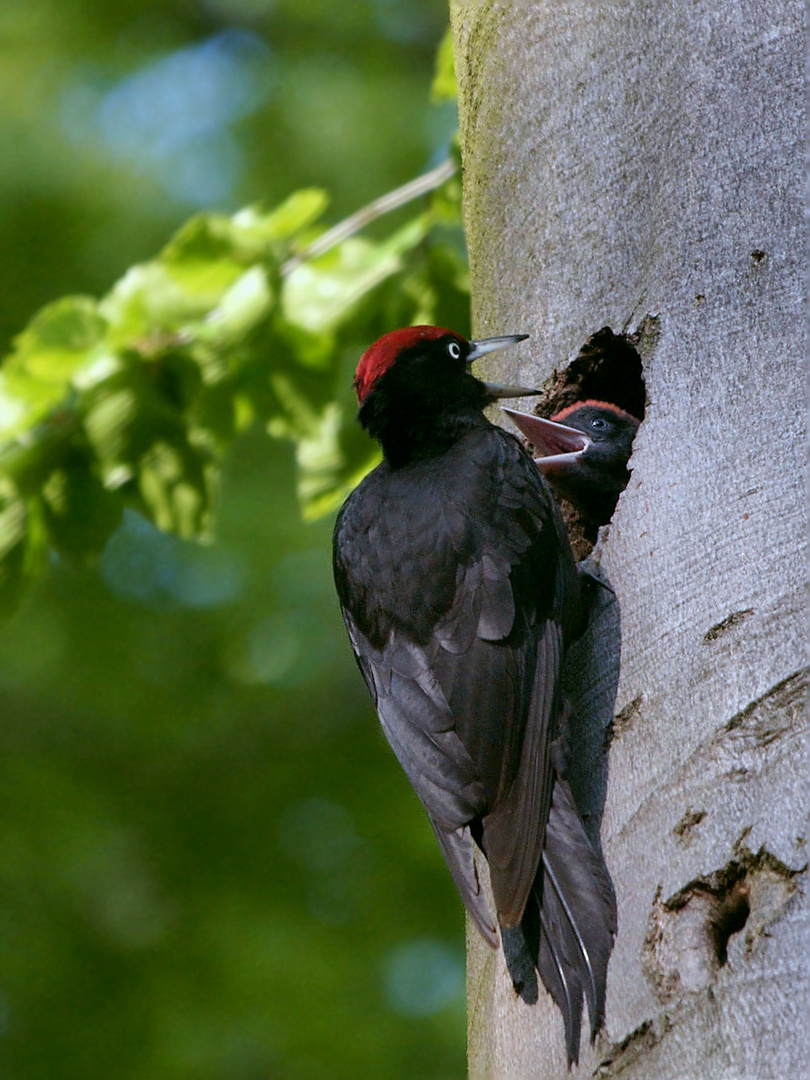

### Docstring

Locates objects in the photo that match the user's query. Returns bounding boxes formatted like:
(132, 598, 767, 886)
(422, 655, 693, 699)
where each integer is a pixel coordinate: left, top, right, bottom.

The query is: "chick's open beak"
(501, 407, 591, 470)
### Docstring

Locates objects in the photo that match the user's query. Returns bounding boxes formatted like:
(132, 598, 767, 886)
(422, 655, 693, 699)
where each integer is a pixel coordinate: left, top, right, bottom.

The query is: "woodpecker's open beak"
(467, 334, 539, 398)
(502, 407, 591, 471)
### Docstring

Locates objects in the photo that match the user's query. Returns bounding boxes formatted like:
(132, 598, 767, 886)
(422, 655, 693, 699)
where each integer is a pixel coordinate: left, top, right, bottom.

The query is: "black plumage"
(333, 326, 616, 1062)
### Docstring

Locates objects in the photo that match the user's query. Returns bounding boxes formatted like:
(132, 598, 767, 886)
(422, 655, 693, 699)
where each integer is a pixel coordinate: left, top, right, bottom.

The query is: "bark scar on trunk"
(642, 843, 804, 1004)
(594, 1016, 671, 1078)
(703, 608, 755, 642)
(672, 808, 706, 843)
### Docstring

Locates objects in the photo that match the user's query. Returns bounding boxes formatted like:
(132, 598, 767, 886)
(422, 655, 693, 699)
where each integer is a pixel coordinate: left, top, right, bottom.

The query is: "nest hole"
(538, 324, 649, 422)
(528, 324, 652, 557)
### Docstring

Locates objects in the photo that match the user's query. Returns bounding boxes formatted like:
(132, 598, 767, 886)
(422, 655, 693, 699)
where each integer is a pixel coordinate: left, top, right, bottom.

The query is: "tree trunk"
(451, 2, 806, 1077)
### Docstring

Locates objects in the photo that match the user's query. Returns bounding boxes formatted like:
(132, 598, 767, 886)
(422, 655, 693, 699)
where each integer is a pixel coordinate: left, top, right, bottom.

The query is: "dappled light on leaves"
(0, 6, 468, 1078)
(0, 158, 467, 615)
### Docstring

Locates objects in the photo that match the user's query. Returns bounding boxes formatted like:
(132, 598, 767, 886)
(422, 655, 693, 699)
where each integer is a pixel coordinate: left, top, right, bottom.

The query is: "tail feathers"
(510, 777, 616, 1066)
(543, 778, 616, 1040)
(536, 889, 586, 1065)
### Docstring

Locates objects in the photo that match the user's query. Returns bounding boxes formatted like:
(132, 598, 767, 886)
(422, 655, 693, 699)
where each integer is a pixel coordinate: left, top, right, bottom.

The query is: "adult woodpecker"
(332, 326, 616, 1064)
(503, 402, 640, 536)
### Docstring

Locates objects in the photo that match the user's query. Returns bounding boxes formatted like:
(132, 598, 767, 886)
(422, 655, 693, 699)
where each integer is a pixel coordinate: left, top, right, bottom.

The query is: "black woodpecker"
(333, 327, 616, 1063)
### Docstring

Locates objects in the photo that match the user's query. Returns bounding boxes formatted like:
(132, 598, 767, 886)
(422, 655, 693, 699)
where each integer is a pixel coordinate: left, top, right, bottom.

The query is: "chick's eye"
(590, 416, 608, 430)
(447, 342, 462, 359)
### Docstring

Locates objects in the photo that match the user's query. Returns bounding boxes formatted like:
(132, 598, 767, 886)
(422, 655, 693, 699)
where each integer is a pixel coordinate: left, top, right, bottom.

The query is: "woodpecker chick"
(333, 327, 616, 1064)
(503, 400, 640, 534)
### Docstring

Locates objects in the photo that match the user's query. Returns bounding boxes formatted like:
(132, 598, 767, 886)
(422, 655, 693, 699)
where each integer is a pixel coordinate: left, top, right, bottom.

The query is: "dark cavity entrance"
(522, 323, 652, 556)
(538, 324, 650, 422)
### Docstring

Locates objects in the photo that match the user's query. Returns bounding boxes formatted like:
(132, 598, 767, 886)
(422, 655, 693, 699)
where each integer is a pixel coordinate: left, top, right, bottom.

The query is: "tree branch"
(281, 158, 456, 276)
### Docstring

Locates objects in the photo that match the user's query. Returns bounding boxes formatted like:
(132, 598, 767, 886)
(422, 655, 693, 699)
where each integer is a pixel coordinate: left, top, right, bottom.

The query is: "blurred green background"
(0, 2, 472, 1077)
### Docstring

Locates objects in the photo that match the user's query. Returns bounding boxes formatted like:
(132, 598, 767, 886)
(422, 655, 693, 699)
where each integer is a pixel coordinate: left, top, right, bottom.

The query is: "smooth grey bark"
(450, 2, 806, 1077)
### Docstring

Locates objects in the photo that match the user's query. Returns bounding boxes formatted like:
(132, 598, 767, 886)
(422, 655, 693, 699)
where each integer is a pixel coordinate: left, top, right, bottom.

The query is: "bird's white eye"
(447, 341, 462, 359)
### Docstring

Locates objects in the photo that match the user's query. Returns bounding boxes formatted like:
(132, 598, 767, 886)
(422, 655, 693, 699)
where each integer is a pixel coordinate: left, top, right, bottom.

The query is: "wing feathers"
(476, 553, 515, 640)
(431, 820, 499, 947)
(434, 562, 482, 654)
(481, 622, 561, 926)
(375, 670, 485, 829)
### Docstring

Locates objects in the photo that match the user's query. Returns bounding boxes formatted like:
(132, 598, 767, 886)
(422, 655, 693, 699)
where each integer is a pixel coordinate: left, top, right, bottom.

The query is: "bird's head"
(354, 326, 535, 462)
(502, 400, 640, 524)
(354, 325, 534, 406)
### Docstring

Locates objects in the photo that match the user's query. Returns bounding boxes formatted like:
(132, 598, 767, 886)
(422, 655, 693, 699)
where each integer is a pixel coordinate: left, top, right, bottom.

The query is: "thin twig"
(281, 158, 457, 276)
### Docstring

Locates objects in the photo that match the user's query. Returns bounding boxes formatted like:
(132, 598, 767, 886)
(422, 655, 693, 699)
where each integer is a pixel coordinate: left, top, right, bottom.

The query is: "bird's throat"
(359, 375, 491, 468)
(376, 406, 487, 468)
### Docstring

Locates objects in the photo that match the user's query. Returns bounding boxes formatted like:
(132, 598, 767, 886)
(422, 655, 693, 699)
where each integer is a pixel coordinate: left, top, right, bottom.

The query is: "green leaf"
(0, 410, 79, 494)
(0, 480, 28, 568)
(161, 213, 244, 265)
(296, 407, 380, 521)
(0, 298, 109, 440)
(282, 217, 428, 333)
(99, 262, 242, 347)
(78, 362, 209, 522)
(193, 266, 273, 347)
(0, 154, 469, 613)
(432, 28, 457, 104)
(137, 441, 210, 539)
(41, 456, 123, 564)
(162, 192, 328, 269)
(11, 297, 107, 384)
(80, 378, 142, 476)
(232, 189, 329, 246)
(272, 318, 335, 371)
(0, 478, 47, 616)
